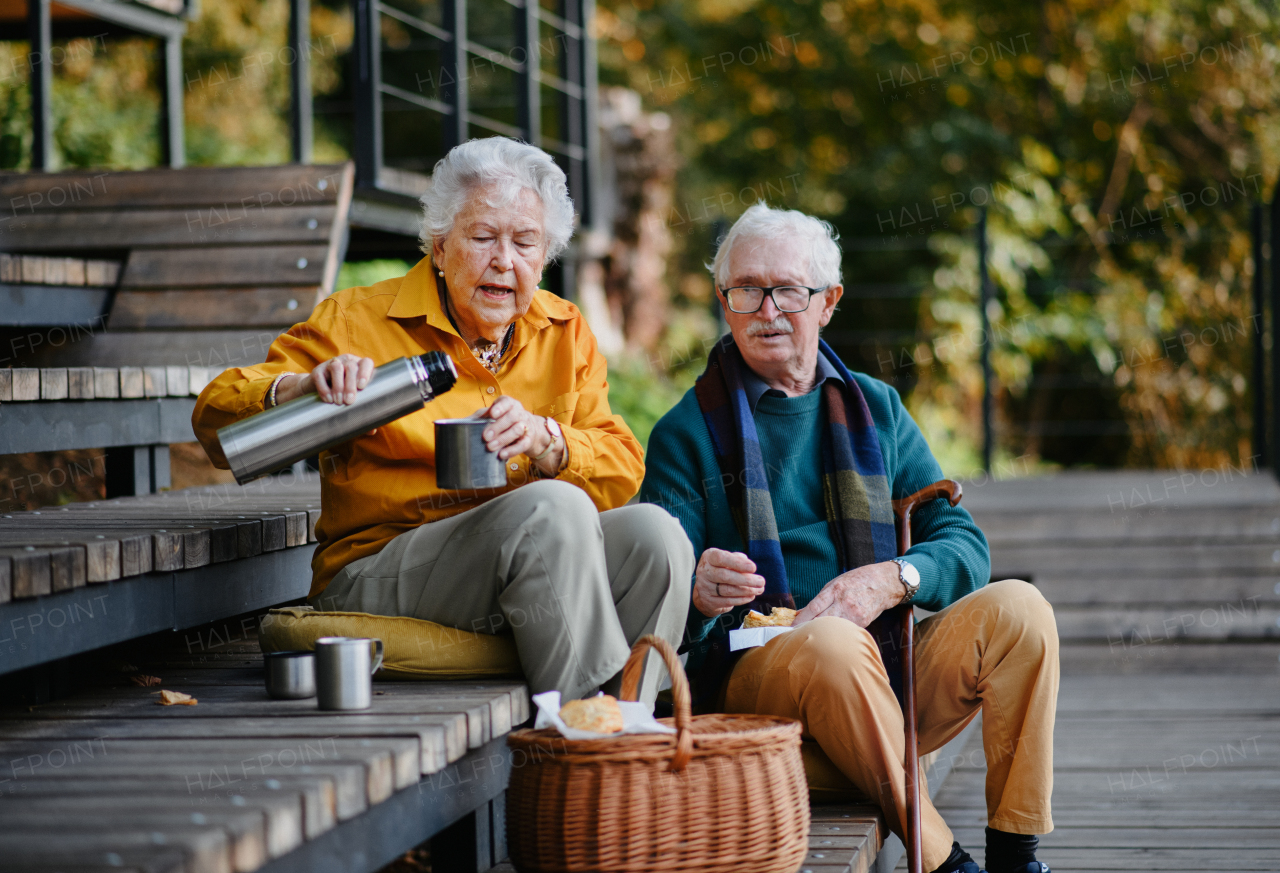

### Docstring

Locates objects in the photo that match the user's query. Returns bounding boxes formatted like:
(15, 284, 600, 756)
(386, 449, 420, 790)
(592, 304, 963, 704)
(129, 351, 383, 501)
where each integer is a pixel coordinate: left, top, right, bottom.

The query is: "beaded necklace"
(473, 325, 515, 374)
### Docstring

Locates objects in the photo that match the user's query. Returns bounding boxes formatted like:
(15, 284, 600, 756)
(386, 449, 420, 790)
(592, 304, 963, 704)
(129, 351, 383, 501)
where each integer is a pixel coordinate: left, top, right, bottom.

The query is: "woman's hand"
(275, 354, 376, 406)
(692, 548, 766, 618)
(480, 395, 565, 475)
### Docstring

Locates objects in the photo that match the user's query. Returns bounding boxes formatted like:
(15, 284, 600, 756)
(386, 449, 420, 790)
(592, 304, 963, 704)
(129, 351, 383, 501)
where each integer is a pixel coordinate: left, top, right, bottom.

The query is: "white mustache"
(745, 317, 794, 336)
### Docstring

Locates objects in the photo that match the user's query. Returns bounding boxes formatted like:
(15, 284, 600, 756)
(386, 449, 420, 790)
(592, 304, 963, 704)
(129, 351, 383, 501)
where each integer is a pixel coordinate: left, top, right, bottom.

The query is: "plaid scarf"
(690, 335, 907, 706)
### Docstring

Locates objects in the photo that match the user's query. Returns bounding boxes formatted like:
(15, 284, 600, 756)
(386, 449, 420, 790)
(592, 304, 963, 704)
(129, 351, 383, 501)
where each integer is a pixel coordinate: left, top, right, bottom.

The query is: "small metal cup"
(435, 418, 507, 490)
(264, 650, 316, 700)
(314, 636, 384, 711)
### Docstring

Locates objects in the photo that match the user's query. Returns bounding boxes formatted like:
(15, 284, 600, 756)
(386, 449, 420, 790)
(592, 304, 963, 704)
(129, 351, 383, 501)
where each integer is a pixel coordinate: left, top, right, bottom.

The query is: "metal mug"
(314, 636, 384, 711)
(435, 418, 507, 489)
(264, 650, 316, 700)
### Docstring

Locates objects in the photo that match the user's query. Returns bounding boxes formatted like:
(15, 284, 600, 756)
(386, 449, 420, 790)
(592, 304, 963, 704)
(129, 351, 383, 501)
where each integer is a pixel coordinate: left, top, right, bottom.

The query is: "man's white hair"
(418, 137, 576, 260)
(709, 202, 843, 289)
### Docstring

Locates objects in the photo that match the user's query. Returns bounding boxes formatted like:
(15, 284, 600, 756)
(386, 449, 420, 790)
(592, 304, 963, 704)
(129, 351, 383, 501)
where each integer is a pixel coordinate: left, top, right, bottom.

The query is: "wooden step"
(0, 365, 211, 401)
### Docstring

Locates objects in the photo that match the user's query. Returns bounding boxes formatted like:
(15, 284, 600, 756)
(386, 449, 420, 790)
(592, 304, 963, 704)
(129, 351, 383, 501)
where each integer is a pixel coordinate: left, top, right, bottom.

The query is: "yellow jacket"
(192, 257, 644, 597)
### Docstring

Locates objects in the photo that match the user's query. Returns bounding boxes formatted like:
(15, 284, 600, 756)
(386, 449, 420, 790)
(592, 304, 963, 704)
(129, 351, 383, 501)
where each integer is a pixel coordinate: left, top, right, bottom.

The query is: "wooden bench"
(0, 618, 525, 873)
(0, 160, 542, 872)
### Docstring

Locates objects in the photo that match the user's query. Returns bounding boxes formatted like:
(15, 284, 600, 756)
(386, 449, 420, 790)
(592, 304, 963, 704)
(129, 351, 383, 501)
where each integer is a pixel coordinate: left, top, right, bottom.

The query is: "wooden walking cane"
(892, 480, 963, 873)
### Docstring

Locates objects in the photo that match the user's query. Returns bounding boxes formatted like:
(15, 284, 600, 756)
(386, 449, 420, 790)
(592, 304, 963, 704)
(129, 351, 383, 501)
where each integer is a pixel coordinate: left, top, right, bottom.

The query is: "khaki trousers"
(317, 479, 694, 706)
(725, 579, 1058, 871)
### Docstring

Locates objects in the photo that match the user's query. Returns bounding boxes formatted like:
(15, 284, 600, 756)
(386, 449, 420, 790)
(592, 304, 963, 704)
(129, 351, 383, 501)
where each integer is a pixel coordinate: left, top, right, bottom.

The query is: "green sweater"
(638, 367, 991, 646)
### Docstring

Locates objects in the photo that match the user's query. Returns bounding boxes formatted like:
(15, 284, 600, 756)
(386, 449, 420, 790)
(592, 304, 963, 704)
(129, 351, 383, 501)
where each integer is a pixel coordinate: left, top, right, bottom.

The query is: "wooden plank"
(120, 245, 330, 289)
(43, 255, 66, 284)
(0, 774, 337, 842)
(93, 366, 120, 399)
(0, 836, 190, 873)
(85, 259, 121, 286)
(0, 825, 231, 873)
(67, 366, 95, 399)
(119, 366, 145, 398)
(0, 735, 415, 800)
(0, 368, 11, 402)
(20, 254, 44, 283)
(165, 365, 190, 397)
(64, 256, 86, 285)
(12, 368, 39, 401)
(0, 206, 336, 250)
(0, 164, 350, 210)
(8, 684, 518, 754)
(6, 520, 152, 579)
(0, 522, 180, 574)
(0, 535, 121, 582)
(110, 288, 323, 330)
(0, 752, 371, 824)
(0, 252, 15, 282)
(3, 792, 304, 860)
(0, 810, 268, 873)
(39, 367, 68, 400)
(143, 366, 167, 397)
(189, 366, 211, 396)
(0, 548, 53, 598)
(0, 713, 458, 774)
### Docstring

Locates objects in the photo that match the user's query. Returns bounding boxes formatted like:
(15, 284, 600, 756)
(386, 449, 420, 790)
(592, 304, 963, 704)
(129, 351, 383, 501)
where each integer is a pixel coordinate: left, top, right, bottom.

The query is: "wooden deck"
(0, 622, 526, 873)
(919, 674, 1280, 872)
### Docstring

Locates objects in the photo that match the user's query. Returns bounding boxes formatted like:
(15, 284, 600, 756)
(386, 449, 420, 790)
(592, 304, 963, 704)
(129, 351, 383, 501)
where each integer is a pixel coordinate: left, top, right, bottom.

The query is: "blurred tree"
(596, 0, 1280, 471)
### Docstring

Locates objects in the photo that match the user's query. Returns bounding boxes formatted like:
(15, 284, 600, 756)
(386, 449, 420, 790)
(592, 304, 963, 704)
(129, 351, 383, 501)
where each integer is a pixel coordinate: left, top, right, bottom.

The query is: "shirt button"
(486, 386, 495, 394)
(509, 462, 519, 471)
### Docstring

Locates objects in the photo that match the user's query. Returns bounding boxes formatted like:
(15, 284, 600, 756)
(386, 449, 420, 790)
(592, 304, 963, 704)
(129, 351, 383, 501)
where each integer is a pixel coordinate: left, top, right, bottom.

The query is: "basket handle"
(619, 634, 694, 772)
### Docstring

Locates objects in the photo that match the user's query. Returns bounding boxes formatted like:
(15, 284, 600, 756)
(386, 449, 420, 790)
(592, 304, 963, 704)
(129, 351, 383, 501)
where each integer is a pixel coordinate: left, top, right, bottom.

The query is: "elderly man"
(640, 203, 1057, 873)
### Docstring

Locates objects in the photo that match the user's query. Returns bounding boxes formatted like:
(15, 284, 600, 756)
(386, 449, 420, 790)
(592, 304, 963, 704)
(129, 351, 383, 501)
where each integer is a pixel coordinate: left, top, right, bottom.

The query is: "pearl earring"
(438, 270, 444, 277)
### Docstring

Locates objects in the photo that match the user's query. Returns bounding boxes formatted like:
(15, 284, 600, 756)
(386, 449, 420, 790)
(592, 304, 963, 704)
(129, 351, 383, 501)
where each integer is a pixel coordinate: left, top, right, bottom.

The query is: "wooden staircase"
(963, 470, 1280, 670)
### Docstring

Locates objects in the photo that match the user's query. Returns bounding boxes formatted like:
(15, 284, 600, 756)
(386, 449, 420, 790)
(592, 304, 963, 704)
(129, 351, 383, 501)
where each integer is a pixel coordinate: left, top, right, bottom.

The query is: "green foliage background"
(597, 0, 1280, 472)
(5, 0, 1278, 470)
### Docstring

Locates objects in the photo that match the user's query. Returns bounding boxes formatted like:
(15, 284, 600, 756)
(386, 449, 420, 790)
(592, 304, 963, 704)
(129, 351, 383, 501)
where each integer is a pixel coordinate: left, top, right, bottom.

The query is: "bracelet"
(530, 417, 559, 462)
(267, 373, 289, 408)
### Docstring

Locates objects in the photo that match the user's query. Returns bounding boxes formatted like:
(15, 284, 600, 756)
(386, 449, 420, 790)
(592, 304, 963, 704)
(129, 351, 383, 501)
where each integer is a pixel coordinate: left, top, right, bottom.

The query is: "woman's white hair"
(418, 137, 576, 260)
(709, 202, 843, 289)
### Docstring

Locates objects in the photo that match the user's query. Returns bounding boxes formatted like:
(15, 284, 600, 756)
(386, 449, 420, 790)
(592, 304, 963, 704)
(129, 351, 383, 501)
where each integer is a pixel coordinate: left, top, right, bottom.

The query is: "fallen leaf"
(130, 674, 162, 687)
(157, 690, 198, 706)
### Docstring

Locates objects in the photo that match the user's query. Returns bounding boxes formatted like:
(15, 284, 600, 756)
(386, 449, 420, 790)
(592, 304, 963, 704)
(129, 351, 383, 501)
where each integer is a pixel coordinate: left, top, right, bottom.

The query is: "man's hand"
(692, 548, 766, 618)
(793, 561, 905, 628)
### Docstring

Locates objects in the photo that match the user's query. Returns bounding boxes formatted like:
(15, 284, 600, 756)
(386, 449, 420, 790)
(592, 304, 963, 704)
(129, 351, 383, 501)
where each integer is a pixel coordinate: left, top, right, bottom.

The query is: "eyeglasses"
(719, 284, 829, 314)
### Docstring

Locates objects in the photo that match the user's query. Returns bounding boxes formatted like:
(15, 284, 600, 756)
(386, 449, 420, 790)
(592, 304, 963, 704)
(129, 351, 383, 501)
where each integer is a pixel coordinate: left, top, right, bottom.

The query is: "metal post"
(352, 0, 382, 187)
(441, 0, 468, 151)
(162, 35, 185, 168)
(1270, 187, 1280, 480)
(26, 0, 52, 171)
(978, 208, 993, 473)
(1251, 203, 1267, 468)
(581, 0, 600, 230)
(514, 0, 540, 146)
(289, 0, 313, 164)
(561, 0, 586, 210)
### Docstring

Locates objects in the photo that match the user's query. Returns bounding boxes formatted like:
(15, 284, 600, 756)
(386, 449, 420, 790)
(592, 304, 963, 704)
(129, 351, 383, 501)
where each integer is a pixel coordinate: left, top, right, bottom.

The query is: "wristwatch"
(530, 416, 562, 462)
(890, 558, 920, 605)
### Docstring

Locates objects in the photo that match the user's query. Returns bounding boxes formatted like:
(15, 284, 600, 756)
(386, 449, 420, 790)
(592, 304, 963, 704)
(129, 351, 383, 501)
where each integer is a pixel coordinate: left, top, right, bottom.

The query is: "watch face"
(901, 561, 920, 587)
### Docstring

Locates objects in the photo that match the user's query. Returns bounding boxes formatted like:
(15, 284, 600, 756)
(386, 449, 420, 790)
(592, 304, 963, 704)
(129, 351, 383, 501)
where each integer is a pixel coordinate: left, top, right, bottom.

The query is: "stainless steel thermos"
(217, 352, 458, 483)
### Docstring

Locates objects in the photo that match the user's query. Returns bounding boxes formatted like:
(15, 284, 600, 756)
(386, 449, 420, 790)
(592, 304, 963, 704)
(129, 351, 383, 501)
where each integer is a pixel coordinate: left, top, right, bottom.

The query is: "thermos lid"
(419, 351, 459, 397)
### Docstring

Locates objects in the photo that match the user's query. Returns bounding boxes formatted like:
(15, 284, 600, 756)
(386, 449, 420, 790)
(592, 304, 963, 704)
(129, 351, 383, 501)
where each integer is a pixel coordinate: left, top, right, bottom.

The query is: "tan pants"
(317, 479, 694, 706)
(725, 579, 1058, 871)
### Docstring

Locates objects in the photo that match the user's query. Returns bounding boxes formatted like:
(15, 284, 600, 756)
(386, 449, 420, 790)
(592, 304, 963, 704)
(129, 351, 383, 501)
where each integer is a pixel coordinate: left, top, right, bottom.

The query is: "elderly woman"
(192, 137, 693, 706)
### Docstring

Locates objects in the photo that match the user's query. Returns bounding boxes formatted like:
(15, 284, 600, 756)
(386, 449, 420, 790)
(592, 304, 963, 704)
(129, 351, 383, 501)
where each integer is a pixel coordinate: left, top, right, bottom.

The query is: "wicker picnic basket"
(505, 635, 809, 873)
